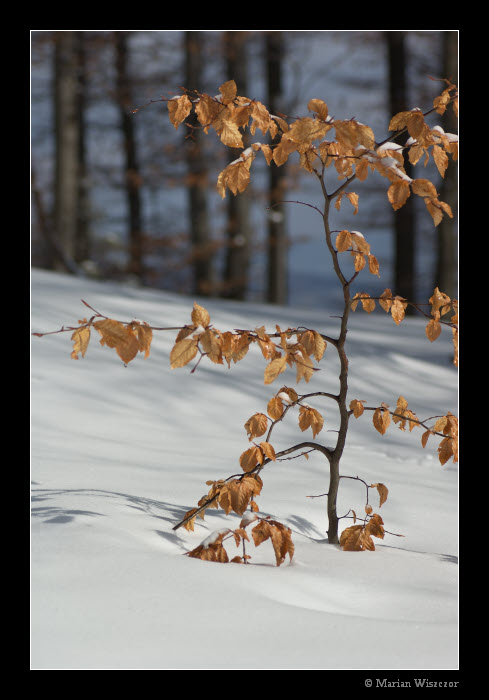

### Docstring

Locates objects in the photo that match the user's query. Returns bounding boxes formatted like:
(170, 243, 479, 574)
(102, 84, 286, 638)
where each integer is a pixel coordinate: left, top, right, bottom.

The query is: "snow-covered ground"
(30, 267, 458, 670)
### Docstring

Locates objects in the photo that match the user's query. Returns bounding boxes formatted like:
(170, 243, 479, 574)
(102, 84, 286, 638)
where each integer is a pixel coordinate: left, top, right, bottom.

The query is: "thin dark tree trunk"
(266, 32, 288, 305)
(74, 32, 90, 265)
(435, 31, 458, 300)
(32, 166, 80, 274)
(53, 31, 83, 272)
(386, 31, 415, 309)
(222, 31, 251, 300)
(114, 31, 144, 281)
(185, 31, 213, 296)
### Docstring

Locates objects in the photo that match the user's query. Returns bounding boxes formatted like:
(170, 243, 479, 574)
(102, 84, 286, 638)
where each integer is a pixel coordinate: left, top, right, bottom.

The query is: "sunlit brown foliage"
(34, 78, 458, 561)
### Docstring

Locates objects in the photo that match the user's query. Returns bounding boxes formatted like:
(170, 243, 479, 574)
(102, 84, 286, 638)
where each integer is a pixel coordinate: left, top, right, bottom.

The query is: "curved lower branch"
(172, 440, 333, 531)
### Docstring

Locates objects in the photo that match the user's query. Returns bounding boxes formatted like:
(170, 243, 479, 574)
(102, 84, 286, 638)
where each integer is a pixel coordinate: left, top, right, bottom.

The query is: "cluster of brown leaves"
(241, 386, 324, 465)
(351, 287, 458, 366)
(368, 81, 457, 226)
(422, 412, 459, 466)
(170, 303, 326, 385)
(239, 440, 276, 472)
(432, 80, 458, 118)
(349, 395, 458, 466)
(251, 518, 295, 566)
(340, 483, 391, 551)
(427, 288, 458, 367)
(186, 529, 232, 563)
(388, 174, 453, 228)
(393, 79, 458, 175)
(340, 513, 385, 552)
(351, 289, 408, 323)
(298, 405, 324, 439)
(335, 230, 379, 276)
(166, 80, 456, 230)
(181, 473, 264, 532)
(353, 138, 453, 229)
(267, 386, 298, 418)
(185, 514, 294, 567)
(71, 316, 153, 364)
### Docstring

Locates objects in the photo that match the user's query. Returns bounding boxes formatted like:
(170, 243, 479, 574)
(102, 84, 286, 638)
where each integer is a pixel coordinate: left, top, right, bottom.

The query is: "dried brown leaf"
(200, 328, 223, 364)
(411, 178, 438, 199)
(244, 413, 268, 440)
(129, 321, 153, 358)
(365, 513, 385, 539)
(264, 355, 287, 385)
(368, 254, 380, 276)
(249, 101, 272, 135)
(387, 180, 411, 211)
(354, 252, 367, 272)
(93, 319, 139, 364)
(433, 144, 448, 178)
(170, 337, 198, 369)
(228, 480, 255, 516)
(362, 295, 375, 313)
(373, 407, 391, 435)
(217, 158, 252, 198)
(219, 80, 237, 105)
(298, 406, 324, 438)
(259, 441, 276, 462)
(267, 396, 284, 420)
(425, 319, 442, 342)
(299, 330, 327, 362)
(239, 446, 262, 473)
(391, 298, 407, 325)
(379, 289, 393, 313)
(438, 436, 456, 466)
(421, 430, 432, 448)
(71, 326, 91, 360)
(167, 94, 192, 130)
(452, 326, 458, 367)
(182, 508, 198, 532)
(349, 399, 365, 418)
(295, 352, 315, 384)
(191, 303, 210, 328)
(307, 98, 329, 121)
(336, 230, 351, 252)
(370, 483, 389, 508)
(278, 386, 298, 403)
(351, 231, 369, 254)
(273, 134, 298, 166)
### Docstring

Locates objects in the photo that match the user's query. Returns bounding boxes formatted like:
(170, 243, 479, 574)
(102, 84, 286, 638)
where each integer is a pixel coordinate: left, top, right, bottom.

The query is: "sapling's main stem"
(320, 173, 352, 544)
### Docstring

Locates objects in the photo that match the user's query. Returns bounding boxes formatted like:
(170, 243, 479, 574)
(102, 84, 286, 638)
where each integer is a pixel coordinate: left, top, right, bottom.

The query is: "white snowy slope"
(30, 268, 458, 670)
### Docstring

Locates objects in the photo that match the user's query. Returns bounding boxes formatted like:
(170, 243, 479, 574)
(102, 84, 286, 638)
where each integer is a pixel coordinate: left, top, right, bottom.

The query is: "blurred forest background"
(30, 30, 458, 310)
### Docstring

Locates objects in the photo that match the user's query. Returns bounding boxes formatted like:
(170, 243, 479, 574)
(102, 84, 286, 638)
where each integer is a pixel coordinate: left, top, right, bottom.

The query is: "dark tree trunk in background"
(386, 31, 415, 309)
(53, 31, 87, 273)
(266, 31, 288, 305)
(114, 31, 144, 281)
(435, 31, 458, 300)
(74, 32, 90, 265)
(32, 166, 79, 275)
(185, 31, 213, 296)
(222, 31, 252, 300)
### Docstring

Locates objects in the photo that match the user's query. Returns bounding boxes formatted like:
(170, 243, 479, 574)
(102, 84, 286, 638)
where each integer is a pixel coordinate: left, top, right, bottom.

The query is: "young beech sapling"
(34, 79, 458, 565)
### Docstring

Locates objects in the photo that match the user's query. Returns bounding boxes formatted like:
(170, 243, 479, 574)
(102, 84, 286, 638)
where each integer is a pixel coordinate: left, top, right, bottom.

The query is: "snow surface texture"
(31, 268, 458, 670)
